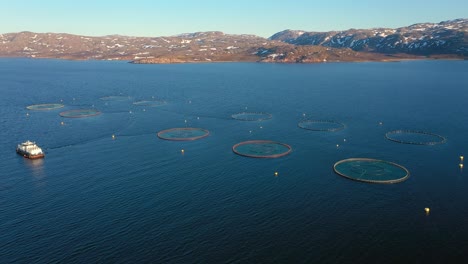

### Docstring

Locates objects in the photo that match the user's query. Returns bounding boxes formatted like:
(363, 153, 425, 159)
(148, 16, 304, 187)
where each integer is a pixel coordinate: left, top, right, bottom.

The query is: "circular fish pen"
(298, 120, 344, 132)
(59, 109, 101, 118)
(157, 128, 210, 141)
(133, 100, 166, 107)
(333, 158, 410, 184)
(231, 112, 272, 121)
(232, 140, 292, 158)
(27, 103, 64, 111)
(100, 95, 130, 101)
(385, 130, 446, 145)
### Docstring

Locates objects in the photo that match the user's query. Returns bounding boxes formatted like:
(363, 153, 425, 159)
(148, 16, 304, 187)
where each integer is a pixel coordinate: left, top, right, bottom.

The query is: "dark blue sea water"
(1, 58, 467, 263)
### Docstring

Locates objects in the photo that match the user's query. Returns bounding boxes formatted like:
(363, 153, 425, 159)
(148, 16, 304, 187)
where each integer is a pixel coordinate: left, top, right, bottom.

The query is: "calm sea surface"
(1, 59, 467, 263)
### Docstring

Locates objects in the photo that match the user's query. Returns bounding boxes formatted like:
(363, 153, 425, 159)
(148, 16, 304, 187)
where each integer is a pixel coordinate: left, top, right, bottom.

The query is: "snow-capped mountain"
(269, 19, 468, 56)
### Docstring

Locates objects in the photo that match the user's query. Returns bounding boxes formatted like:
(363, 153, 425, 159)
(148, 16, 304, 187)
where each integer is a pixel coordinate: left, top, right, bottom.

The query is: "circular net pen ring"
(232, 140, 292, 158)
(27, 103, 65, 111)
(333, 158, 410, 184)
(59, 109, 101, 118)
(298, 120, 345, 132)
(231, 112, 272, 121)
(157, 127, 210, 141)
(385, 130, 446, 145)
(100, 96, 130, 101)
(133, 100, 167, 107)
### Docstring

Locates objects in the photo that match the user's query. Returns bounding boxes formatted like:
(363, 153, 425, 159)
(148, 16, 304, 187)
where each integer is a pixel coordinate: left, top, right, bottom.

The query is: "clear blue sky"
(1, 0, 466, 37)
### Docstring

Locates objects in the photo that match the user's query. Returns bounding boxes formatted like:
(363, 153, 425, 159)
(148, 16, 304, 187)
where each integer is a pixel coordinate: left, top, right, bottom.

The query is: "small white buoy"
(249, 130, 252, 133)
(112, 134, 115, 140)
(184, 120, 187, 123)
(143, 109, 146, 112)
(188, 100, 192, 104)
(461, 156, 464, 162)
(424, 208, 430, 215)
(60, 121, 64, 126)
(181, 149, 185, 154)
(274, 172, 278, 176)
(260, 126, 263, 129)
(197, 117, 200, 120)
(303, 113, 306, 117)
(26, 113, 30, 117)
(460, 164, 464, 169)
(129, 110, 132, 114)
(379, 121, 383, 125)
(343, 139, 347, 142)
(336, 144, 340, 148)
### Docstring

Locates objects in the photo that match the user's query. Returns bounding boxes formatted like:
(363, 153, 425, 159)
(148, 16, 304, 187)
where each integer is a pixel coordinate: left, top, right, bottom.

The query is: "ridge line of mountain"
(0, 18, 466, 63)
(268, 18, 467, 57)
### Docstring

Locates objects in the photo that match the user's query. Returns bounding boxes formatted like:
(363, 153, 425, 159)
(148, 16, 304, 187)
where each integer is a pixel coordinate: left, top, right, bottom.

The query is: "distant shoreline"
(2, 21, 466, 64)
(129, 55, 466, 64)
(0, 55, 465, 64)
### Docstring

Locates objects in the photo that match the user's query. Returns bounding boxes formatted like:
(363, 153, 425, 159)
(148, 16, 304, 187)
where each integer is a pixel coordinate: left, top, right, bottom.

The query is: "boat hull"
(16, 149, 45, 159)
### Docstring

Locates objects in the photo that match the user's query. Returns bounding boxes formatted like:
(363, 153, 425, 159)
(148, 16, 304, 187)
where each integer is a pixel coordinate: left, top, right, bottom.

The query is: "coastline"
(0, 54, 465, 64)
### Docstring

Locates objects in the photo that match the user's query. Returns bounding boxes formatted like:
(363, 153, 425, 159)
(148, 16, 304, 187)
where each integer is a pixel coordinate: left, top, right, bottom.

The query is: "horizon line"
(1, 17, 465, 39)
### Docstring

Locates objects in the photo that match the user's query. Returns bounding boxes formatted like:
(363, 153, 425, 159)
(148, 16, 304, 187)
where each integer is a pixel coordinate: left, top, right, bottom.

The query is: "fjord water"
(1, 59, 467, 263)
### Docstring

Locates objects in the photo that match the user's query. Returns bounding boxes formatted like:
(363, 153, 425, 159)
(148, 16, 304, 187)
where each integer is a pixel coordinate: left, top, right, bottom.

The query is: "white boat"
(16, 141, 45, 159)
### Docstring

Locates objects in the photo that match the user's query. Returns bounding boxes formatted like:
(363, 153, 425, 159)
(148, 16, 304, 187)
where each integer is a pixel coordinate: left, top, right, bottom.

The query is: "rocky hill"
(0, 31, 268, 62)
(0, 31, 394, 63)
(270, 19, 468, 56)
(0, 19, 466, 63)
